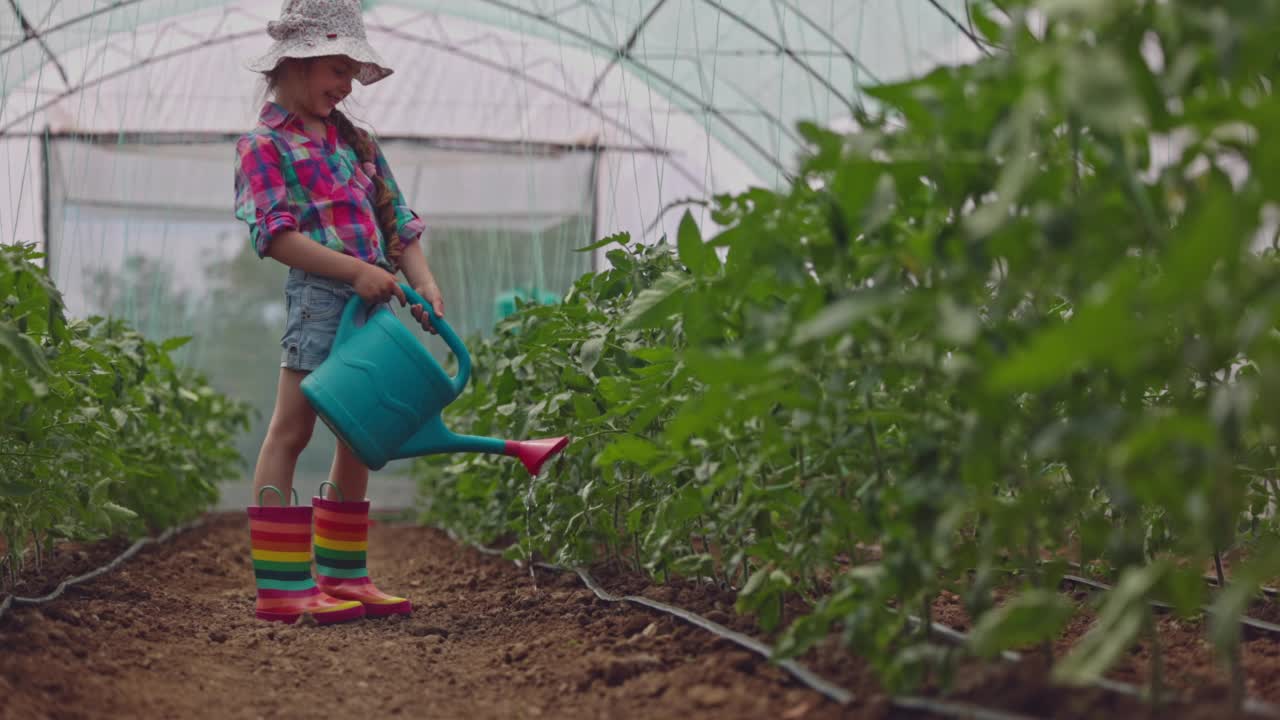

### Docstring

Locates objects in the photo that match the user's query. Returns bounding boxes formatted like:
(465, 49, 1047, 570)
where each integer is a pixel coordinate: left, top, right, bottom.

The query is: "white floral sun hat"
(247, 0, 392, 85)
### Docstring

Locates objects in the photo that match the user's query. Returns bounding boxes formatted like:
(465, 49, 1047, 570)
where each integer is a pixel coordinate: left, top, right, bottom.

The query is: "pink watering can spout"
(300, 283, 571, 474)
(506, 437, 570, 476)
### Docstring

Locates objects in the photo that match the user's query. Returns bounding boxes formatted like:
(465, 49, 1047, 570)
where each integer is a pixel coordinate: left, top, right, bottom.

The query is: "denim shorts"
(280, 268, 357, 372)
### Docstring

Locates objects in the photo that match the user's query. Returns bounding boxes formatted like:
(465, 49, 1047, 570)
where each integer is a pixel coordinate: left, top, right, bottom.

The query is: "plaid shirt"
(234, 102, 424, 269)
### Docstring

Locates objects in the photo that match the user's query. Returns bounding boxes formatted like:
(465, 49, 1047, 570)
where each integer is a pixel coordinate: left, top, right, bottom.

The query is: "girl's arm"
(367, 135, 443, 330)
(268, 230, 405, 306)
(399, 241, 444, 333)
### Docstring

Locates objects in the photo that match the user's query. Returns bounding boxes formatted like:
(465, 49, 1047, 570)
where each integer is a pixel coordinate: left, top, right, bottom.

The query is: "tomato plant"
(416, 0, 1280, 696)
(0, 243, 250, 585)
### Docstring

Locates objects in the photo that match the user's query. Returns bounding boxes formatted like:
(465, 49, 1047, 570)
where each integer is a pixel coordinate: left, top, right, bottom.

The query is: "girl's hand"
(352, 264, 406, 306)
(410, 281, 445, 334)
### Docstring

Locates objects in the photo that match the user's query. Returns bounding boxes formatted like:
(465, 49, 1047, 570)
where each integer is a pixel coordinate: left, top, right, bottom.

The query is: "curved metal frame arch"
(0, 22, 715, 195)
(695, 0, 857, 116)
(369, 23, 712, 191)
(3, 0, 797, 177)
(0, 29, 257, 135)
(461, 0, 792, 179)
(772, 0, 884, 86)
(0, 0, 144, 57)
(4, 0, 70, 86)
(0, 0, 978, 181)
(584, 0, 669, 103)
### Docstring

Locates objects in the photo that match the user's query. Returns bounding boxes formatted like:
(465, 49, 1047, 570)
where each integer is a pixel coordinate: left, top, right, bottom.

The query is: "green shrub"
(0, 243, 250, 582)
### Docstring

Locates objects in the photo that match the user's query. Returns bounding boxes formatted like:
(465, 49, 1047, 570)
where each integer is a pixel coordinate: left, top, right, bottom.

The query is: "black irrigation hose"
(450, 530, 1280, 718)
(573, 566, 1040, 720)
(0, 517, 206, 623)
(1035, 559, 1280, 599)
(445, 531, 1039, 720)
(572, 566, 855, 705)
(1203, 574, 1280, 599)
(1060, 574, 1280, 637)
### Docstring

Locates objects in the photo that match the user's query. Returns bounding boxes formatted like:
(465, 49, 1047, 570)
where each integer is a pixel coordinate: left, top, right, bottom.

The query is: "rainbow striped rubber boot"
(247, 486, 365, 625)
(312, 485, 412, 618)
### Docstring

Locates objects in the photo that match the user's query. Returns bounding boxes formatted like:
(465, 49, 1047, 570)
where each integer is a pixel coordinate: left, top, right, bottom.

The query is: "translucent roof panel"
(1, 1, 982, 186)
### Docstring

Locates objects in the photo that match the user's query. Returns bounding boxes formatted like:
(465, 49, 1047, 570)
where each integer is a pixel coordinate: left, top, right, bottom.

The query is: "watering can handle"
(400, 284, 472, 397)
(333, 283, 472, 398)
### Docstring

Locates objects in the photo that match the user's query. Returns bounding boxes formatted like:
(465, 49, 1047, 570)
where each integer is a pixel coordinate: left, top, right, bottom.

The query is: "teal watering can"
(300, 284, 569, 475)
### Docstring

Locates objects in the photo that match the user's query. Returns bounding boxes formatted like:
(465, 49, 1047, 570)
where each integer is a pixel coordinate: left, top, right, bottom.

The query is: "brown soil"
(923, 583, 1280, 713)
(0, 514, 1270, 720)
(0, 513, 857, 720)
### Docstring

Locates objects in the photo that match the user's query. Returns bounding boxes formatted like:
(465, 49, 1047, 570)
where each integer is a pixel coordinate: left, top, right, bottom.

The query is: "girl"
(233, 0, 440, 625)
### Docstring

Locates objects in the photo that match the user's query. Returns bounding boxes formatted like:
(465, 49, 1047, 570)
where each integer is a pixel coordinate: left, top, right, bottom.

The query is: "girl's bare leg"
(328, 440, 369, 501)
(251, 368, 318, 506)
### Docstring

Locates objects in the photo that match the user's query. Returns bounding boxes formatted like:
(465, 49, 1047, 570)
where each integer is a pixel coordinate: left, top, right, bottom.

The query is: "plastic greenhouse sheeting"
(2, 1, 981, 248)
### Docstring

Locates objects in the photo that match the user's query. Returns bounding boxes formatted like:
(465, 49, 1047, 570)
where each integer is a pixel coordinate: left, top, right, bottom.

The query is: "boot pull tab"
(317, 480, 346, 503)
(257, 484, 298, 507)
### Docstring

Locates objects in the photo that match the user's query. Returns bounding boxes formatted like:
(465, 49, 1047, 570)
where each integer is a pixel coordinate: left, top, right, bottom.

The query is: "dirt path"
(6, 512, 1273, 720)
(0, 513, 853, 720)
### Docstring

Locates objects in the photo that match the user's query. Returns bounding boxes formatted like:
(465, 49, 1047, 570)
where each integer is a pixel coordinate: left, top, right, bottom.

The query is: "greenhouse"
(3, 1, 1280, 718)
(2, 0, 977, 482)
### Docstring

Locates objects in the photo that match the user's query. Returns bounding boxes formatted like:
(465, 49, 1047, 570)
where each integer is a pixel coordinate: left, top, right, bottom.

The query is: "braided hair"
(329, 109, 403, 271)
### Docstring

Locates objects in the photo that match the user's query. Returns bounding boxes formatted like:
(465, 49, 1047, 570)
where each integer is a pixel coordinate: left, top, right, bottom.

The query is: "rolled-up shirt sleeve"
(234, 134, 298, 257)
(371, 138, 426, 248)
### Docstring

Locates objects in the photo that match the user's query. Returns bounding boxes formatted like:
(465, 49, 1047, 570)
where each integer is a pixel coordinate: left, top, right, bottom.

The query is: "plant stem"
(1147, 611, 1163, 711)
(1214, 549, 1227, 589)
(697, 515, 725, 587)
(1230, 641, 1244, 717)
(0, 450, 56, 459)
(864, 390, 887, 485)
(632, 531, 643, 574)
(1070, 113, 1082, 199)
(611, 494, 621, 569)
(573, 428, 628, 444)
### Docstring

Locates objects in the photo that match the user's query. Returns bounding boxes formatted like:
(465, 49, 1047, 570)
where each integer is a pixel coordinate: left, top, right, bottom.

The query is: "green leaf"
(0, 478, 39, 497)
(1042, 0, 1116, 23)
(666, 388, 731, 445)
(160, 336, 193, 352)
(593, 435, 660, 467)
(938, 296, 981, 346)
(971, 4, 1004, 45)
(1061, 47, 1147, 134)
(968, 590, 1074, 658)
(988, 266, 1142, 392)
(102, 501, 138, 521)
(620, 272, 694, 331)
(676, 210, 717, 277)
(740, 566, 771, 597)
(630, 347, 674, 364)
(1207, 538, 1280, 654)
(596, 376, 633, 403)
(571, 394, 600, 420)
(1052, 563, 1167, 685)
(575, 231, 630, 253)
(578, 333, 606, 375)
(793, 292, 893, 344)
(665, 485, 705, 525)
(0, 322, 51, 375)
